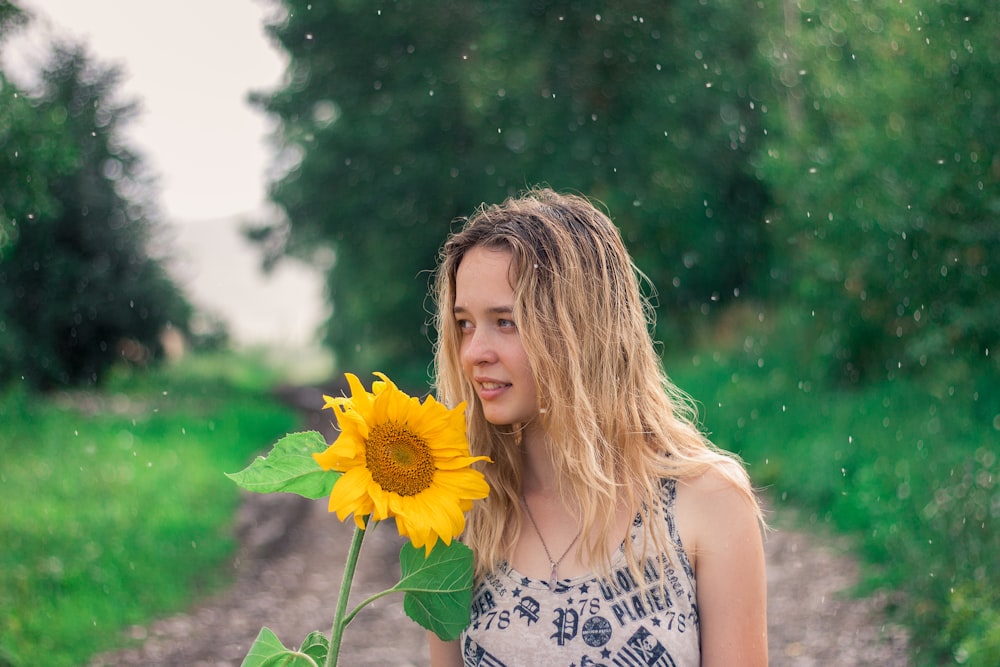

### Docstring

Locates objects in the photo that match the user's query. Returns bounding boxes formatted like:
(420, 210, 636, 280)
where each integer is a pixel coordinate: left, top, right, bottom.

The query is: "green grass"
(0, 352, 301, 667)
(667, 310, 999, 666)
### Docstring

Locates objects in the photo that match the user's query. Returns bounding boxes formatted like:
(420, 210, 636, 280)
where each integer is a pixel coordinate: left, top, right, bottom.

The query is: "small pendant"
(548, 564, 557, 590)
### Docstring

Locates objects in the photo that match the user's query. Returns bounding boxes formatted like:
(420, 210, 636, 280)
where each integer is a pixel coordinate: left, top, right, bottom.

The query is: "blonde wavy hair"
(432, 187, 758, 582)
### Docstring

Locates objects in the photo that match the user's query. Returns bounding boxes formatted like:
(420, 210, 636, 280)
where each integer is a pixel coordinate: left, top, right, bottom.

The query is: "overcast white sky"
(4, 0, 287, 221)
(2, 0, 330, 349)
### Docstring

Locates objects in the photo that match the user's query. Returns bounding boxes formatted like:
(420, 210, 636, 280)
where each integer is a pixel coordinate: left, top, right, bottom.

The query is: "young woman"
(428, 188, 767, 666)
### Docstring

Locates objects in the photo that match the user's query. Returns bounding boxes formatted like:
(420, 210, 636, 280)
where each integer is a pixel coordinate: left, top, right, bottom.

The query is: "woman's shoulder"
(671, 466, 769, 665)
(678, 457, 749, 491)
(671, 463, 762, 569)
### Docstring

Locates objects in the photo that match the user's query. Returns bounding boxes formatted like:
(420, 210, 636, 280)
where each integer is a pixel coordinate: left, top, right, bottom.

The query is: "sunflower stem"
(325, 515, 369, 667)
(342, 588, 396, 628)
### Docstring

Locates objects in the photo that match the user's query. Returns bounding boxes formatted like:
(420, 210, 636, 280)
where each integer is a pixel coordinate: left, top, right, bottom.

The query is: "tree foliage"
(256, 0, 998, 388)
(0, 43, 192, 389)
(759, 0, 999, 382)
(254, 0, 773, 384)
(0, 1, 56, 250)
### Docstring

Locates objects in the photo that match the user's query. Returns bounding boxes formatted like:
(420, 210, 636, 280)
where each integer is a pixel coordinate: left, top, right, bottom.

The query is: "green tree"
(0, 73, 67, 254)
(0, 43, 192, 389)
(759, 1, 999, 383)
(254, 0, 774, 383)
(0, 0, 58, 251)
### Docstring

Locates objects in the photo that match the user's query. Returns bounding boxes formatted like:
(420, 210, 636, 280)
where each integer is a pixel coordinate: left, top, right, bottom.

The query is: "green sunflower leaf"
(240, 627, 319, 667)
(240, 627, 286, 666)
(226, 431, 340, 499)
(298, 630, 330, 664)
(395, 540, 474, 641)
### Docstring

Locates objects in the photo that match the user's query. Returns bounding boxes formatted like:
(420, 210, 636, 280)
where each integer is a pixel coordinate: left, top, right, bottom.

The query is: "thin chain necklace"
(521, 495, 582, 590)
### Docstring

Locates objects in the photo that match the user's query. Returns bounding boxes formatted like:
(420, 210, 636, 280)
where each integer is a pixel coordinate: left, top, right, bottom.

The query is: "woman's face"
(453, 245, 539, 428)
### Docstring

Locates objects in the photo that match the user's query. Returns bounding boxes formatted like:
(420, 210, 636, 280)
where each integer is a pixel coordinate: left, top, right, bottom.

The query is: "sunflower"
(314, 372, 490, 553)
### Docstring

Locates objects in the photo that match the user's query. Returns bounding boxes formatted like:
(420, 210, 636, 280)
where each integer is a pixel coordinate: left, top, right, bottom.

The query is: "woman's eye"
(456, 319, 473, 332)
(498, 318, 516, 330)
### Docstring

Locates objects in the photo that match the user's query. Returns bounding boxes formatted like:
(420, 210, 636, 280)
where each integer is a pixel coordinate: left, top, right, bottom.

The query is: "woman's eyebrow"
(452, 305, 514, 316)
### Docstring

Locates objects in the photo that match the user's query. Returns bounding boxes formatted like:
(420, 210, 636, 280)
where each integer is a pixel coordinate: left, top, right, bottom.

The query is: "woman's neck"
(519, 429, 561, 496)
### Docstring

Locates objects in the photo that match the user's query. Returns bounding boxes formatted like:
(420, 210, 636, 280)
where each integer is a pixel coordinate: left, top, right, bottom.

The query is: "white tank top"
(461, 479, 700, 666)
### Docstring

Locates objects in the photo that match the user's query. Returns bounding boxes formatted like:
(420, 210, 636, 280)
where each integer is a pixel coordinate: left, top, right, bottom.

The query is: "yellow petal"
(367, 478, 391, 520)
(432, 470, 491, 500)
(328, 468, 374, 522)
(344, 372, 376, 417)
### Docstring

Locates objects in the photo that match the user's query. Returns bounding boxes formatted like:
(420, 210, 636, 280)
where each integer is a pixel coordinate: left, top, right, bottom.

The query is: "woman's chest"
(462, 559, 700, 667)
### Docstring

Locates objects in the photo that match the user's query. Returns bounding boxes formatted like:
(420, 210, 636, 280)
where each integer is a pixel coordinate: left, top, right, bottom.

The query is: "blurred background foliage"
(251, 0, 997, 389)
(0, 0, 997, 664)
(760, 0, 1000, 384)
(2, 0, 995, 391)
(0, 19, 201, 389)
(0, 42, 195, 388)
(250, 0, 776, 383)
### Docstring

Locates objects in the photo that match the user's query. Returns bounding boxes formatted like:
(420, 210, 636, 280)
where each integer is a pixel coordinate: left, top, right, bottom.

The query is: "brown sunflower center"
(364, 421, 436, 496)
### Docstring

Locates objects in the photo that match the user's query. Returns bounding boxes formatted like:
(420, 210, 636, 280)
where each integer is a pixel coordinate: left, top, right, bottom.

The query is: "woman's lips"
(476, 379, 510, 399)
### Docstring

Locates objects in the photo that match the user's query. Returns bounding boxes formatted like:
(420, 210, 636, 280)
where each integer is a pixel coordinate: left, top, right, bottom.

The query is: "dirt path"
(90, 387, 911, 666)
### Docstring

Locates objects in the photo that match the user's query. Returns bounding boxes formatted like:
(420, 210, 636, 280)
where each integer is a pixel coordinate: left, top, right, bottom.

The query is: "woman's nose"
(462, 328, 497, 366)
